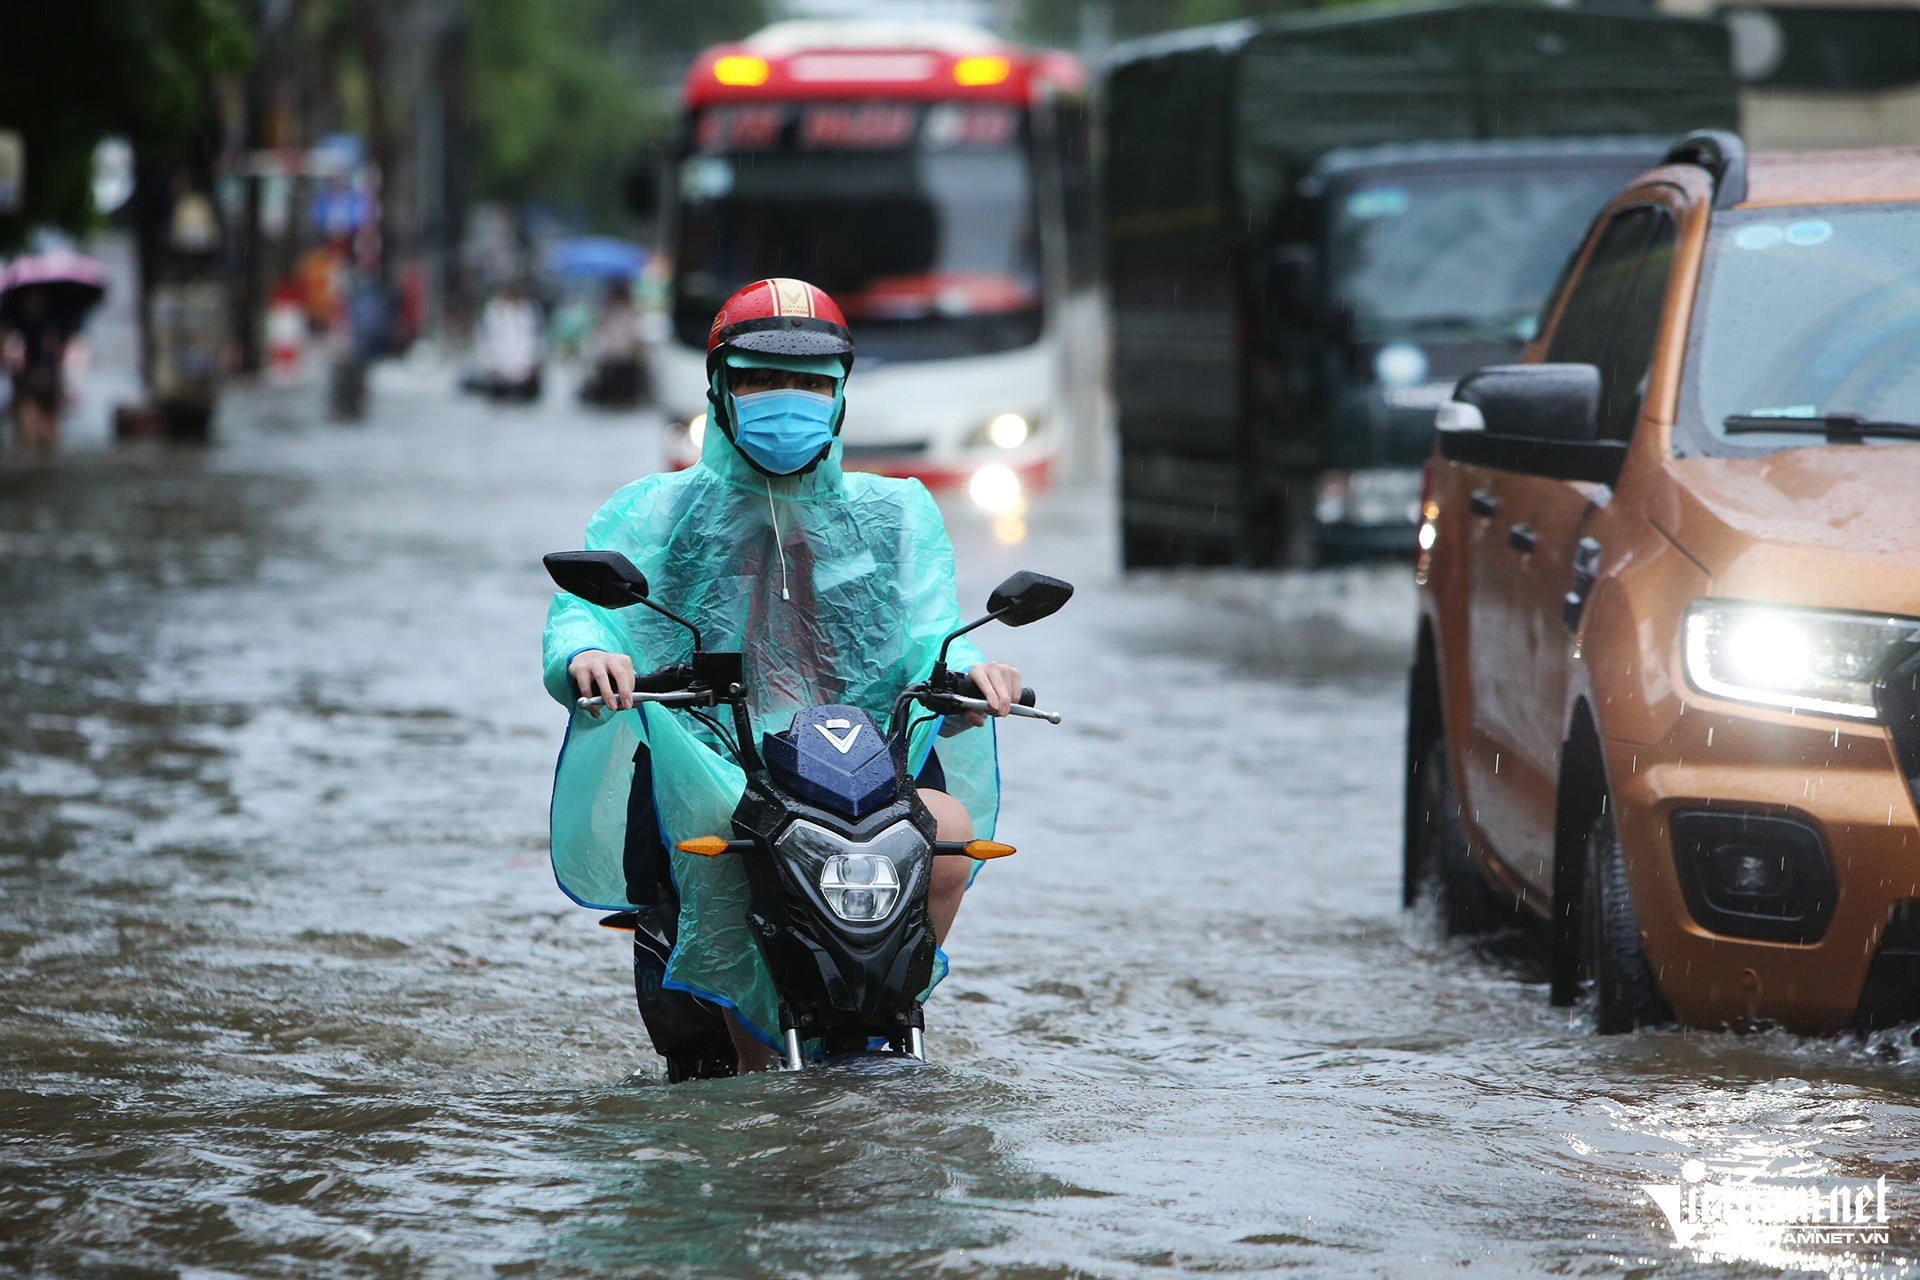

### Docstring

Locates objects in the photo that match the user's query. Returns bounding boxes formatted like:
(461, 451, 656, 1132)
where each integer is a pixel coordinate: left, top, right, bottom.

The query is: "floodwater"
(6, 365, 1920, 1280)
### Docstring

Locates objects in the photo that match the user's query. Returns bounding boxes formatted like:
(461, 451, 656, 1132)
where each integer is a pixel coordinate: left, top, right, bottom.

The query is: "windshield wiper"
(1723, 413, 1920, 443)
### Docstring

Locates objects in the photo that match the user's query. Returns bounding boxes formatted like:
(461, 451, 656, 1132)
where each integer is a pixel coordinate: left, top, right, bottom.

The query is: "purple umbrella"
(0, 251, 107, 326)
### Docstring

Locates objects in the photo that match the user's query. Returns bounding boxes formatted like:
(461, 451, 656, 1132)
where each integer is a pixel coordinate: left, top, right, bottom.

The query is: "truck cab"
(1279, 139, 1671, 559)
(1103, 3, 1739, 568)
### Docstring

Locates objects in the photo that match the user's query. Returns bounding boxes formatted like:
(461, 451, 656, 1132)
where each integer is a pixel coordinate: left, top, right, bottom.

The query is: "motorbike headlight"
(1683, 600, 1920, 720)
(776, 819, 925, 924)
(819, 854, 901, 921)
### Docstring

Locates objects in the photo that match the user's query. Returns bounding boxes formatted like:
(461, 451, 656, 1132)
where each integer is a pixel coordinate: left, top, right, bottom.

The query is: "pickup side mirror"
(1456, 364, 1600, 440)
(544, 550, 650, 609)
(987, 571, 1075, 626)
(1436, 363, 1626, 484)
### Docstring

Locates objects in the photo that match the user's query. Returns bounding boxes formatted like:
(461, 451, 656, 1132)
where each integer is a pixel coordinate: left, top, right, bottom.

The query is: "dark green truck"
(1104, 2, 1739, 566)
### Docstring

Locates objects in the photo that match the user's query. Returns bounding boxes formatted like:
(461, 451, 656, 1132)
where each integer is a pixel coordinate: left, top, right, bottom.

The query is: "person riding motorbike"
(542, 278, 1020, 1074)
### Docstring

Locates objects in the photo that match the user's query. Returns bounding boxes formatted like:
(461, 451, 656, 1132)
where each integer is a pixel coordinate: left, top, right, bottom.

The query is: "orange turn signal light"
(676, 836, 732, 857)
(964, 839, 1016, 859)
(953, 55, 1011, 86)
(713, 55, 770, 86)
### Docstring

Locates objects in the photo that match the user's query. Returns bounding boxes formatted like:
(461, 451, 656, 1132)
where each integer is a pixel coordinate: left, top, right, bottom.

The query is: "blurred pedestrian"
(465, 278, 543, 402)
(0, 251, 106, 448)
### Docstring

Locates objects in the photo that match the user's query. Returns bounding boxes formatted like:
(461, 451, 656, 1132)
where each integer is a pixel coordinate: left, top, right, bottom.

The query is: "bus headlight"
(1683, 601, 1920, 720)
(969, 464, 1021, 513)
(988, 413, 1028, 448)
(967, 413, 1034, 450)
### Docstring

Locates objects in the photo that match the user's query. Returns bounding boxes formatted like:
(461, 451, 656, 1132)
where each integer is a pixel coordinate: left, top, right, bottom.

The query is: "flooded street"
(7, 369, 1920, 1278)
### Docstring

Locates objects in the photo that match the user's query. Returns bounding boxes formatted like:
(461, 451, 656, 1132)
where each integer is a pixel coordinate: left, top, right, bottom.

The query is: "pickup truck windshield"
(1679, 204, 1920, 455)
(1325, 161, 1653, 344)
(673, 103, 1040, 363)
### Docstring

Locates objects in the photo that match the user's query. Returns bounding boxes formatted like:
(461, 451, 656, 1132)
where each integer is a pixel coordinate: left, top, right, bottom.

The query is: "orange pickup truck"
(1408, 134, 1920, 1035)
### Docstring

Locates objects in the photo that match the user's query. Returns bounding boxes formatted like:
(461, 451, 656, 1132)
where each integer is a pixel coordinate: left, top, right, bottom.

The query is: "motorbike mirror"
(544, 550, 708, 651)
(544, 550, 650, 609)
(987, 571, 1074, 626)
(934, 570, 1074, 671)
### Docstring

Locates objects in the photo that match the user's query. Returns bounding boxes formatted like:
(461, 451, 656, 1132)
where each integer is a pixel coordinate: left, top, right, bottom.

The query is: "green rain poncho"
(542, 421, 998, 1048)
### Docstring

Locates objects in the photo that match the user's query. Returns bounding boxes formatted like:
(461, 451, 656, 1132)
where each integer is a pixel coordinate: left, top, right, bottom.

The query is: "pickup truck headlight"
(1683, 600, 1920, 720)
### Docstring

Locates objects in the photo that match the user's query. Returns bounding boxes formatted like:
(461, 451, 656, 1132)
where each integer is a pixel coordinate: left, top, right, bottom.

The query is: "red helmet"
(704, 278, 854, 379)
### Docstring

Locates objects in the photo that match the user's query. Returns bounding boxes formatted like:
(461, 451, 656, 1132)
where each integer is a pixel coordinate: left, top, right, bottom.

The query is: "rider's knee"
(919, 787, 973, 843)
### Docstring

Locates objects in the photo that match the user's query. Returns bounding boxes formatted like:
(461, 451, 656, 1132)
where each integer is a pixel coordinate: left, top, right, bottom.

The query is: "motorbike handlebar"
(575, 690, 709, 712)
(634, 663, 695, 694)
(947, 694, 1061, 725)
(952, 674, 1037, 708)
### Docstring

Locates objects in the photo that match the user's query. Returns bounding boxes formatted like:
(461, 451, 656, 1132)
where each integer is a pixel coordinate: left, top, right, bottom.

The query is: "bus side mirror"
(623, 159, 661, 220)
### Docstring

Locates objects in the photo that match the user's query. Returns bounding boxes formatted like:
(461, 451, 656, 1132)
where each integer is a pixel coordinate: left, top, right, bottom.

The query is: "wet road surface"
(6, 367, 1920, 1278)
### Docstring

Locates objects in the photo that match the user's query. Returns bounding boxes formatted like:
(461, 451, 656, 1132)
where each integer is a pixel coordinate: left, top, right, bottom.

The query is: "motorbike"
(543, 550, 1072, 1078)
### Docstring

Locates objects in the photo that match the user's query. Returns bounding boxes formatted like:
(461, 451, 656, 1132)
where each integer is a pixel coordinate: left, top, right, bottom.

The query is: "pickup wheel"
(1408, 740, 1504, 935)
(1581, 809, 1672, 1033)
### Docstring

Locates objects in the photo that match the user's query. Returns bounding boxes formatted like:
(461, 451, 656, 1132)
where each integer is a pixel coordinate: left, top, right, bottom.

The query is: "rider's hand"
(962, 661, 1021, 728)
(569, 649, 635, 717)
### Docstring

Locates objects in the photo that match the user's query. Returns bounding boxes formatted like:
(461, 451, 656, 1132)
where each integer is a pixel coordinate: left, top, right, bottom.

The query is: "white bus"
(652, 20, 1101, 515)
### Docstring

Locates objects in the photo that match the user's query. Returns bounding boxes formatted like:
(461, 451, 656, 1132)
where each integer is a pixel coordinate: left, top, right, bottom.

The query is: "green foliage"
(467, 0, 766, 226)
(0, 0, 252, 249)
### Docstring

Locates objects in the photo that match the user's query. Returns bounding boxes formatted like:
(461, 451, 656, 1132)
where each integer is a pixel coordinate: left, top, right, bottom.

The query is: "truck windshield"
(672, 102, 1040, 363)
(1324, 161, 1654, 343)
(1680, 204, 1920, 455)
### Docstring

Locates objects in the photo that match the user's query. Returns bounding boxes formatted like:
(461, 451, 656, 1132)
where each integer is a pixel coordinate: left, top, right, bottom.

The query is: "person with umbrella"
(547, 237, 651, 409)
(1, 250, 106, 447)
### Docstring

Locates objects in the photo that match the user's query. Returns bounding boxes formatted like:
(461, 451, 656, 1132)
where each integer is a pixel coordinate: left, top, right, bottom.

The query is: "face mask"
(730, 387, 837, 475)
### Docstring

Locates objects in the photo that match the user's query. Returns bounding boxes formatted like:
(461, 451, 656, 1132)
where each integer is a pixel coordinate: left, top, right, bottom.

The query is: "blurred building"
(1660, 0, 1920, 148)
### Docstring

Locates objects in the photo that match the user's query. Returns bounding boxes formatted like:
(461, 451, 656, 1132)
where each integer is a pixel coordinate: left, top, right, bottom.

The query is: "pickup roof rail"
(1663, 129, 1748, 208)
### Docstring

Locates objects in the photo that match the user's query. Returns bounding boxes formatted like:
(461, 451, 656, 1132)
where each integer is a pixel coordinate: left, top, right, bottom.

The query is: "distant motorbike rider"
(467, 278, 543, 402)
(542, 277, 1020, 1073)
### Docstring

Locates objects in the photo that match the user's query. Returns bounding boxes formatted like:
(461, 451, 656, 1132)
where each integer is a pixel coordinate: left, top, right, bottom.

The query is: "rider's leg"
(13, 396, 57, 448)
(918, 788, 973, 944)
(726, 1011, 778, 1073)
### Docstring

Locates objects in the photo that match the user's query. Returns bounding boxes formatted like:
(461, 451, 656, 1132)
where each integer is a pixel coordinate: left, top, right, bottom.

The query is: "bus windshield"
(1324, 160, 1656, 344)
(673, 102, 1041, 363)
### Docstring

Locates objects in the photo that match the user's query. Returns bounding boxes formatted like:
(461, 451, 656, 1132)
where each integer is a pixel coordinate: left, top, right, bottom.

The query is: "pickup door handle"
(1470, 489, 1497, 517)
(1508, 523, 1537, 554)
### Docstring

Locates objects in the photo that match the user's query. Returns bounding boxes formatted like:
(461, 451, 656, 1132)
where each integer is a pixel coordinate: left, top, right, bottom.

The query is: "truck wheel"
(1581, 810, 1672, 1033)
(1408, 740, 1504, 935)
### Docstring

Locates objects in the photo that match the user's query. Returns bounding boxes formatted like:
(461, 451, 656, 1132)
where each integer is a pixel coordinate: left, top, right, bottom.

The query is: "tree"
(465, 0, 766, 228)
(0, 0, 252, 250)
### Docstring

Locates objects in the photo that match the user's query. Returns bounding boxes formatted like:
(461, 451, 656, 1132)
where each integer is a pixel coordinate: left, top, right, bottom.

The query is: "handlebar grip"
(951, 674, 1038, 708)
(633, 663, 695, 694)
